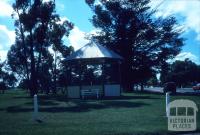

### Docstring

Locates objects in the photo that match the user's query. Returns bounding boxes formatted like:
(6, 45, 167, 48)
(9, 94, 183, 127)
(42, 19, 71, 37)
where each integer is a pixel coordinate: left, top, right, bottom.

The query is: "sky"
(0, 0, 200, 65)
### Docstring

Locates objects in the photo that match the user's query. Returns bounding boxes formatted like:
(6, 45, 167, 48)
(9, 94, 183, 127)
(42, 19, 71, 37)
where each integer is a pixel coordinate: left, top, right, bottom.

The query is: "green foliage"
(146, 75, 158, 87)
(86, 0, 184, 91)
(0, 60, 16, 88)
(161, 59, 200, 87)
(9, 0, 74, 96)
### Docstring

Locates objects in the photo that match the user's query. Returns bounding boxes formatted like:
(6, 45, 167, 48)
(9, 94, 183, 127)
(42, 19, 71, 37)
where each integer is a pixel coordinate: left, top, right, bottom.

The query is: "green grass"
(0, 90, 199, 135)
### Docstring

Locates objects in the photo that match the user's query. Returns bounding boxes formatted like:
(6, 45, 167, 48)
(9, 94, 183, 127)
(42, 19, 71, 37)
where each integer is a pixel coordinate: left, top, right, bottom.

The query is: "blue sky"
(0, 0, 200, 64)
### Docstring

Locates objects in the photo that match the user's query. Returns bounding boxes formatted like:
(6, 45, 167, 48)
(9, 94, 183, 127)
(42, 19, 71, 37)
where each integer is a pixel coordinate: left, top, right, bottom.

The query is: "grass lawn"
(0, 90, 199, 135)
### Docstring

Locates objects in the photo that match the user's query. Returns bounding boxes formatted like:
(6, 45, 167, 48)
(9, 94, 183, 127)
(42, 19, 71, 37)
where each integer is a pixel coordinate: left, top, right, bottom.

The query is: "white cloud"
(68, 26, 90, 50)
(0, 25, 15, 47)
(174, 52, 199, 64)
(58, 17, 70, 24)
(150, 0, 200, 41)
(89, 28, 101, 35)
(0, 25, 15, 61)
(0, 0, 13, 17)
(0, 50, 8, 61)
(43, 0, 52, 2)
(68, 27, 102, 51)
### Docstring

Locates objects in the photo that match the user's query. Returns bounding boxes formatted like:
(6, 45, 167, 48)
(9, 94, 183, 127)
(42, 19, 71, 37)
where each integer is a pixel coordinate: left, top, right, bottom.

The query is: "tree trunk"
(36, 22, 47, 93)
(36, 43, 43, 92)
(29, 30, 37, 97)
(123, 82, 132, 92)
(132, 83, 135, 91)
(53, 50, 57, 94)
(121, 62, 133, 92)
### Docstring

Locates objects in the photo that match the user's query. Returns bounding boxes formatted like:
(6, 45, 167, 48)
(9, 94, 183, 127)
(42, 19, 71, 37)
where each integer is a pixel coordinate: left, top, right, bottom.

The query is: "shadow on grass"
(0, 108, 4, 111)
(37, 94, 160, 103)
(6, 93, 162, 113)
(13, 93, 160, 100)
(25, 100, 60, 106)
(12, 96, 32, 99)
(6, 105, 33, 112)
(6, 100, 149, 113)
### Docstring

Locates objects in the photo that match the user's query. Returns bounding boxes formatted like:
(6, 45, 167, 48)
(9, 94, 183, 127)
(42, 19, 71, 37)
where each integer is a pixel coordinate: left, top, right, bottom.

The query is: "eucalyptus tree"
(9, 0, 73, 96)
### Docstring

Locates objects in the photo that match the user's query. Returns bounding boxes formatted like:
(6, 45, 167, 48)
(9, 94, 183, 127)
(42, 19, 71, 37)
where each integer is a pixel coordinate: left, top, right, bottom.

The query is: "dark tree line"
(160, 59, 200, 87)
(85, 0, 184, 91)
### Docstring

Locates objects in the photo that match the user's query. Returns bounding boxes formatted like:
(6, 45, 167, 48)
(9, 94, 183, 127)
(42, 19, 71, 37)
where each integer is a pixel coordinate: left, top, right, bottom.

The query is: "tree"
(0, 60, 6, 93)
(0, 60, 16, 92)
(0, 59, 3, 79)
(49, 21, 73, 93)
(86, 0, 184, 91)
(161, 59, 200, 87)
(146, 75, 158, 87)
(10, 0, 73, 96)
(7, 43, 28, 82)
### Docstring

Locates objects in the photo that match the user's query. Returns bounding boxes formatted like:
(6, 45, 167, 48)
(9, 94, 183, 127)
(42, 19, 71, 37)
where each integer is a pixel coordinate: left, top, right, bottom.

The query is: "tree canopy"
(86, 0, 184, 91)
(8, 0, 73, 96)
(161, 59, 200, 87)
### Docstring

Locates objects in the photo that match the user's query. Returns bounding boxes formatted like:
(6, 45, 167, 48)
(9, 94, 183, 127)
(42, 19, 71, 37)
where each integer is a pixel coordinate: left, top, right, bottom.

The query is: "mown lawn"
(0, 90, 199, 135)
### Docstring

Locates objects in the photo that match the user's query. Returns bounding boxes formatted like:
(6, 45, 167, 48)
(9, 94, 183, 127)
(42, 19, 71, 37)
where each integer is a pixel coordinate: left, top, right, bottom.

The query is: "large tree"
(9, 0, 73, 96)
(86, 0, 184, 91)
(161, 59, 200, 87)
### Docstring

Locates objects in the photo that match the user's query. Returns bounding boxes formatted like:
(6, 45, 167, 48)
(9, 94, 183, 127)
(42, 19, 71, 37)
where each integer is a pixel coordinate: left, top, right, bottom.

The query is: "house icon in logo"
(168, 99, 198, 131)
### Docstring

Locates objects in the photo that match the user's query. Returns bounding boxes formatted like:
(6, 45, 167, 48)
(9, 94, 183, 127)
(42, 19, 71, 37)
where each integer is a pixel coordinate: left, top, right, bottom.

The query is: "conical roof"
(65, 42, 123, 61)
